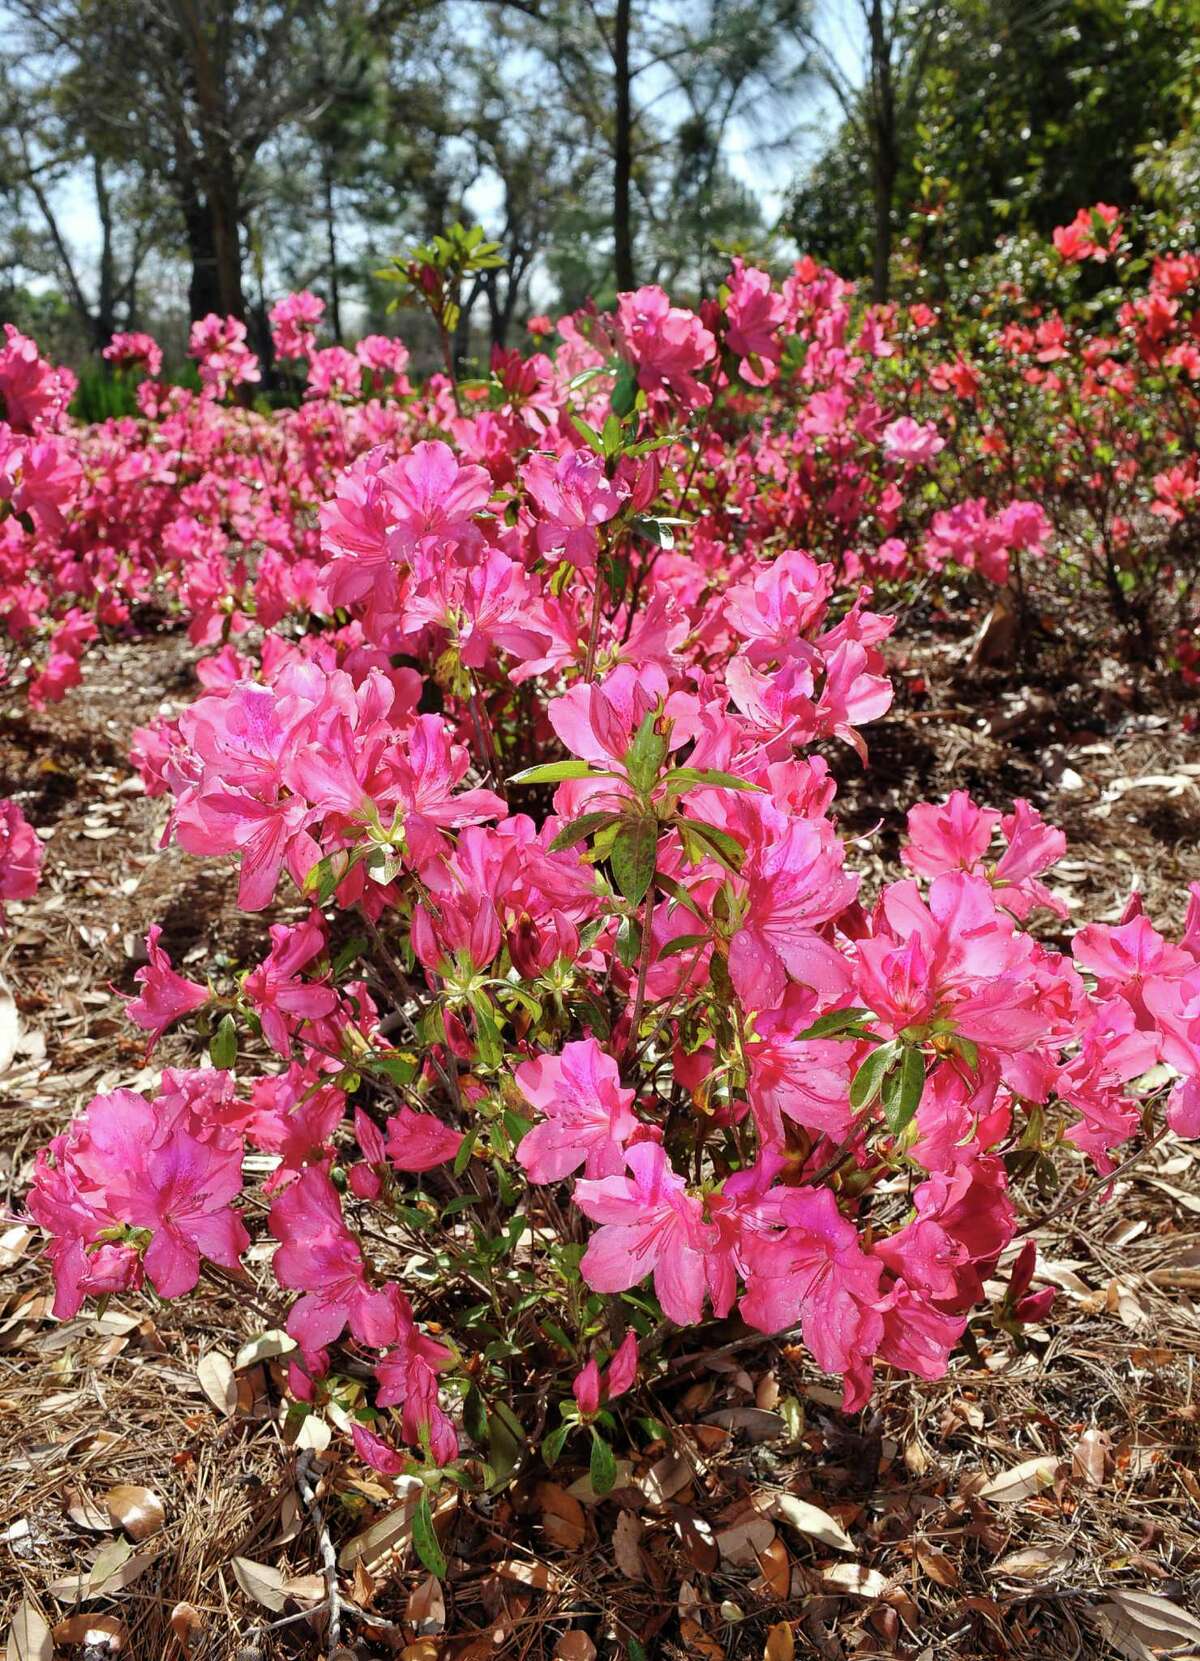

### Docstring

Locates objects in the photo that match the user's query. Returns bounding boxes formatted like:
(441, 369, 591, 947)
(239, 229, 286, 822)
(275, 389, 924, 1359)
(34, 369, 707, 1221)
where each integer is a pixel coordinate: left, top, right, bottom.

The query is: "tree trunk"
(322, 155, 342, 342)
(176, 157, 223, 320)
(93, 157, 117, 348)
(867, 0, 895, 304)
(613, 0, 635, 292)
(175, 0, 246, 319)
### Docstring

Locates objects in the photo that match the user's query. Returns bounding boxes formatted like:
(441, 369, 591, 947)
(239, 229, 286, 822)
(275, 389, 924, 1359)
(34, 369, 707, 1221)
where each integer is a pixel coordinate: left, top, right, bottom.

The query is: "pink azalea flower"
(124, 924, 209, 1049)
(572, 1329, 638, 1417)
(269, 1166, 395, 1369)
(243, 917, 338, 1056)
(882, 415, 945, 464)
(574, 1142, 712, 1325)
(383, 1106, 464, 1172)
(0, 798, 43, 922)
(515, 1038, 639, 1183)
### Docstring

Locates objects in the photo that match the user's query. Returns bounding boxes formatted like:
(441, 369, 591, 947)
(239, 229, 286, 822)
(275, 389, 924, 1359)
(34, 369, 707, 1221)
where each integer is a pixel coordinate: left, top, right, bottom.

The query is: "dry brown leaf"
(755, 1490, 856, 1554)
(566, 1460, 634, 1504)
(715, 1512, 775, 1568)
(553, 1634, 597, 1661)
(916, 1545, 959, 1587)
(46, 1540, 154, 1603)
(196, 1351, 237, 1417)
(406, 1574, 446, 1635)
(280, 1573, 326, 1602)
(820, 1564, 889, 1599)
(1072, 1427, 1111, 1488)
(535, 1481, 587, 1552)
(105, 1484, 165, 1541)
(679, 1617, 725, 1661)
(672, 1507, 719, 1575)
(0, 1225, 33, 1271)
(5, 1600, 52, 1661)
(612, 1510, 644, 1580)
(234, 1329, 296, 1369)
(991, 1545, 1076, 1581)
(336, 1479, 422, 1571)
(1103, 1589, 1200, 1650)
(703, 1406, 784, 1442)
(763, 1622, 795, 1661)
(494, 1558, 563, 1592)
(168, 1603, 203, 1654)
(974, 1454, 1060, 1503)
(64, 1487, 111, 1532)
(755, 1535, 791, 1601)
(50, 1615, 126, 1651)
(230, 1557, 288, 1613)
(639, 1450, 694, 1506)
(0, 981, 20, 1076)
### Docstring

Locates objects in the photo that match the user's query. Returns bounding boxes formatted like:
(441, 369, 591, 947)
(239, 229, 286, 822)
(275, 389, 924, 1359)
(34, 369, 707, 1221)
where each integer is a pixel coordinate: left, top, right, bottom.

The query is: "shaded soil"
(2, 627, 1200, 1661)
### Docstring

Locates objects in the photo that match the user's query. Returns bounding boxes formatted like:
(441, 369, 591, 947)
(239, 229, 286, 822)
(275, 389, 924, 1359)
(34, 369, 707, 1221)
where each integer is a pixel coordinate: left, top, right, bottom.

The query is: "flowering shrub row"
(4, 214, 1200, 1501)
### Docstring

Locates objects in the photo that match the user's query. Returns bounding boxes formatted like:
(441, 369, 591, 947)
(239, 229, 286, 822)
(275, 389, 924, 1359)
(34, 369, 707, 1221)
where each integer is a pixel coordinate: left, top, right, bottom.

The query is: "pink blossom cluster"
(14, 237, 1200, 1481)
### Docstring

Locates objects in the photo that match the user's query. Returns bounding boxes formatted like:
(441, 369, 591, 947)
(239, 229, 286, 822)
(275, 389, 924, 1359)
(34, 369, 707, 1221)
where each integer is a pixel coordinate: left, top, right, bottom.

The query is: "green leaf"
(849, 1041, 898, 1110)
(453, 1125, 479, 1176)
(589, 1428, 618, 1496)
(302, 850, 348, 904)
(541, 1421, 572, 1467)
(664, 767, 763, 792)
(548, 810, 622, 851)
(509, 759, 602, 785)
(799, 1006, 873, 1040)
(487, 1401, 525, 1490)
(411, 1490, 447, 1577)
(611, 818, 658, 906)
(631, 514, 675, 550)
(210, 1012, 237, 1070)
(616, 914, 641, 969)
(882, 1045, 926, 1134)
(680, 818, 746, 871)
(601, 412, 623, 456)
(331, 934, 368, 977)
(611, 359, 638, 417)
(463, 1383, 488, 1446)
(656, 931, 708, 961)
(624, 712, 669, 793)
(654, 871, 706, 919)
(570, 415, 605, 455)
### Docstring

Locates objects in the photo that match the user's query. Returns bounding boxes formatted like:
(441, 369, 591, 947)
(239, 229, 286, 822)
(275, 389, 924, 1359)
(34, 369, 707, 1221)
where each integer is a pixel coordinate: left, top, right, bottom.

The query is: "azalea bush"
(5, 216, 1200, 1541)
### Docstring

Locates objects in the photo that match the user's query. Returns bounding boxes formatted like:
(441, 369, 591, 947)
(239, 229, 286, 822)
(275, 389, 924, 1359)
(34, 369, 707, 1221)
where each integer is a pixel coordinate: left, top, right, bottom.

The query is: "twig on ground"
(296, 1450, 341, 1656)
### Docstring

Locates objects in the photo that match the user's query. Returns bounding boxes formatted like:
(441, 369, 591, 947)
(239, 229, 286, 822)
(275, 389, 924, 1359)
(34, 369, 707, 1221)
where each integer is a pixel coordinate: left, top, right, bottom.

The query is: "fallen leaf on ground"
(50, 1615, 126, 1651)
(554, 1634, 597, 1661)
(234, 1329, 296, 1370)
(6, 1600, 52, 1661)
(916, 1545, 959, 1587)
(535, 1481, 586, 1552)
(991, 1545, 1076, 1580)
(407, 1574, 446, 1634)
(64, 1487, 111, 1532)
(196, 1352, 237, 1416)
(638, 1450, 693, 1506)
(715, 1513, 775, 1568)
(104, 1484, 165, 1541)
(612, 1510, 644, 1580)
(1072, 1426, 1111, 1488)
(755, 1490, 856, 1554)
(763, 1622, 795, 1661)
(494, 1558, 563, 1592)
(820, 1564, 889, 1598)
(974, 1454, 1060, 1503)
(230, 1557, 288, 1613)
